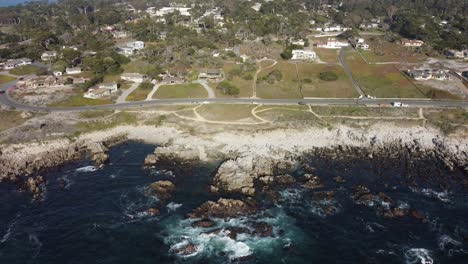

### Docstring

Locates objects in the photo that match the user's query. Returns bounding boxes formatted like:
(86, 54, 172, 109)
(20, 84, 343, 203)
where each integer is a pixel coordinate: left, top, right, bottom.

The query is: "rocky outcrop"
(144, 144, 202, 167)
(22, 175, 45, 201)
(86, 142, 109, 166)
(302, 174, 323, 189)
(192, 219, 216, 228)
(147, 180, 175, 201)
(211, 155, 298, 196)
(188, 198, 257, 219)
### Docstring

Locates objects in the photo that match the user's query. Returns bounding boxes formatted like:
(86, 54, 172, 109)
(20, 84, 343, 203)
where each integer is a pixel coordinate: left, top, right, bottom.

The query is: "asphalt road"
(1, 72, 467, 113)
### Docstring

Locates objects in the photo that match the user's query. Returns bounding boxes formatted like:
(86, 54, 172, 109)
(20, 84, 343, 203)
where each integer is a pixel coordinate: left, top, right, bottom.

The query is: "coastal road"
(1, 74, 467, 112)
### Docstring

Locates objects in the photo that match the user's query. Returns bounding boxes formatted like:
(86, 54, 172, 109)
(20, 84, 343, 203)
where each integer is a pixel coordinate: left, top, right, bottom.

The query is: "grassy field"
(297, 63, 358, 98)
(73, 112, 137, 136)
(122, 60, 149, 73)
(49, 90, 112, 107)
(311, 105, 420, 118)
(345, 51, 428, 98)
(0, 74, 15, 84)
(315, 48, 340, 63)
(256, 62, 303, 99)
(359, 36, 427, 63)
(197, 104, 256, 121)
(9, 65, 41, 76)
(154, 83, 208, 99)
(79, 110, 115, 119)
(212, 63, 255, 98)
(127, 82, 154, 101)
(0, 111, 31, 132)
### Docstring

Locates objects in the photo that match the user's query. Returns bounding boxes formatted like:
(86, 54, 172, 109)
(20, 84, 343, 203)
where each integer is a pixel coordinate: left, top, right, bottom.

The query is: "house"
(83, 83, 118, 99)
(406, 69, 450, 81)
(41, 51, 57, 61)
(291, 50, 316, 60)
(72, 77, 91, 84)
(316, 38, 349, 49)
(53, 71, 63, 77)
(149, 6, 191, 17)
(321, 25, 351, 32)
(402, 40, 424, 47)
(121, 73, 147, 83)
(65, 67, 82, 75)
(357, 43, 370, 50)
(161, 76, 185, 85)
(198, 69, 223, 80)
(112, 31, 128, 39)
(17, 76, 65, 89)
(291, 39, 306, 46)
(2, 58, 32, 70)
(116, 41, 145, 57)
(444, 50, 465, 59)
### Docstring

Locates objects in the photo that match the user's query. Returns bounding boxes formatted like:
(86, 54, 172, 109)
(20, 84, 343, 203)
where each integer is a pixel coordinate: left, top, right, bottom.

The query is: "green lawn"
(154, 83, 208, 99)
(0, 74, 15, 84)
(49, 90, 112, 107)
(344, 51, 427, 98)
(212, 63, 255, 98)
(197, 104, 256, 121)
(256, 62, 303, 99)
(127, 82, 154, 101)
(9, 65, 41, 76)
(297, 63, 358, 98)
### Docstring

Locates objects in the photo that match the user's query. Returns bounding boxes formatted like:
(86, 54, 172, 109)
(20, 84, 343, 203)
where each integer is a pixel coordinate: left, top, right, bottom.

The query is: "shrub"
(319, 71, 338, 81)
(217, 81, 240, 96)
(266, 69, 283, 84)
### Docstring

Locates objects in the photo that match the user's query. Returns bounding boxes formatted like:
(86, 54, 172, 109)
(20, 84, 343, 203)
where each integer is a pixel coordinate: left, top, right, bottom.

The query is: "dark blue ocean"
(0, 0, 52, 7)
(0, 141, 467, 263)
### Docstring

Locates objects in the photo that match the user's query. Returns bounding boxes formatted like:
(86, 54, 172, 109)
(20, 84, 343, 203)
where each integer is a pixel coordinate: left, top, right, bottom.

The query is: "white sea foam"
(75, 166, 97, 173)
(57, 175, 74, 189)
(1, 214, 20, 243)
(438, 234, 462, 252)
(166, 202, 183, 212)
(404, 248, 434, 264)
(410, 187, 451, 203)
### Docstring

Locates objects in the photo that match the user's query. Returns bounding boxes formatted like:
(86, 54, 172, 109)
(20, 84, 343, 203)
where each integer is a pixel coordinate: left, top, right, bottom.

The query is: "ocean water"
(0, 141, 467, 263)
(0, 0, 52, 7)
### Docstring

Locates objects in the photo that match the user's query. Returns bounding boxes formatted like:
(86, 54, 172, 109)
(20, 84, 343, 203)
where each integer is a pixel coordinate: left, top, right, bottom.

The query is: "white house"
(112, 31, 128, 39)
(3, 58, 32, 70)
(116, 41, 145, 57)
(150, 7, 191, 17)
(402, 40, 424, 47)
(121, 73, 147, 83)
(53, 71, 63, 77)
(291, 39, 306, 46)
(84, 83, 119, 99)
(291, 50, 316, 60)
(41, 51, 57, 61)
(317, 38, 349, 49)
(65, 67, 82, 75)
(357, 43, 370, 50)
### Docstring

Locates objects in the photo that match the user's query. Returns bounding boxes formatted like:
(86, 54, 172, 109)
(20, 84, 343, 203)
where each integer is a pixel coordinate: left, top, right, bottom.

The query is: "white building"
(402, 40, 424, 47)
(121, 73, 147, 83)
(41, 51, 57, 61)
(112, 31, 128, 39)
(53, 71, 63, 76)
(2, 58, 32, 70)
(148, 7, 191, 17)
(65, 67, 82, 75)
(317, 38, 349, 49)
(116, 41, 145, 57)
(357, 43, 370, 50)
(84, 83, 118, 99)
(291, 50, 316, 60)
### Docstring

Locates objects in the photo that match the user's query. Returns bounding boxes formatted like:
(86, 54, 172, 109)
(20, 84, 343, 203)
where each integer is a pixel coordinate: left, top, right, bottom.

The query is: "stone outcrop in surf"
(187, 198, 257, 219)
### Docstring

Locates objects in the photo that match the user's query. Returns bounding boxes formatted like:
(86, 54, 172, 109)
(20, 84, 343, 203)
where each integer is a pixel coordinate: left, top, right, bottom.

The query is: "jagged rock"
(275, 175, 296, 185)
(410, 209, 426, 222)
(144, 145, 201, 167)
(86, 142, 109, 166)
(146, 208, 160, 216)
(192, 219, 216, 228)
(147, 180, 175, 200)
(302, 174, 323, 189)
(24, 175, 45, 200)
(173, 243, 198, 256)
(333, 176, 347, 183)
(311, 191, 335, 201)
(252, 222, 273, 237)
(188, 198, 257, 219)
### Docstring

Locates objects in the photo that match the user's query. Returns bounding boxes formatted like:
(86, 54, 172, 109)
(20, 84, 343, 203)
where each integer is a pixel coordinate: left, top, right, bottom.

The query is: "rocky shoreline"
(0, 124, 467, 200)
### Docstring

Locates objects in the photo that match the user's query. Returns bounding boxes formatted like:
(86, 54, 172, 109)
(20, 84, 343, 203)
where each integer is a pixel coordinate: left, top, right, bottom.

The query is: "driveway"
(116, 82, 140, 104)
(193, 80, 215, 98)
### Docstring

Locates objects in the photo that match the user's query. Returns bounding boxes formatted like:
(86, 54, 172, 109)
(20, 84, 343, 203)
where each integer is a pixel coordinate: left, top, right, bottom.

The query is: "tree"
(217, 81, 239, 96)
(319, 71, 338, 81)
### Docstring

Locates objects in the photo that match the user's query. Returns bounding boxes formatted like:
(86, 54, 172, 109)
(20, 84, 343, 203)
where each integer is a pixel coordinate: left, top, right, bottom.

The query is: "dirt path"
(146, 83, 161, 100)
(252, 58, 277, 98)
(116, 82, 141, 104)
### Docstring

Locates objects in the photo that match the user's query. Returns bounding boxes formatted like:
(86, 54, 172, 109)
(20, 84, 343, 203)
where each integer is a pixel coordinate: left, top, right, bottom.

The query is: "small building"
(161, 76, 185, 85)
(41, 51, 57, 61)
(291, 50, 316, 60)
(402, 40, 424, 47)
(116, 41, 145, 57)
(65, 67, 82, 75)
(316, 38, 349, 49)
(72, 77, 91, 84)
(444, 50, 465, 59)
(199, 69, 223, 80)
(121, 73, 147, 83)
(83, 83, 118, 99)
(53, 71, 63, 77)
(17, 76, 65, 89)
(357, 43, 370, 50)
(112, 31, 128, 39)
(291, 39, 306, 46)
(2, 58, 32, 70)
(406, 69, 450, 81)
